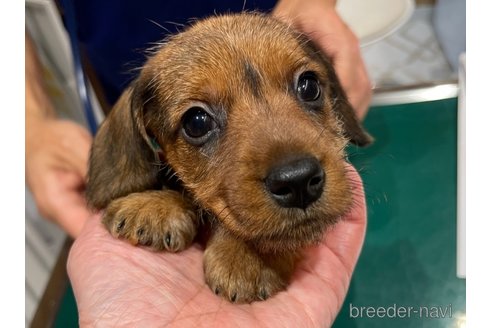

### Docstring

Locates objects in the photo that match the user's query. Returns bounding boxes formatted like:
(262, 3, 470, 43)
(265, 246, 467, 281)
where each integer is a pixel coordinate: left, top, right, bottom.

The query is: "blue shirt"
(68, 0, 277, 105)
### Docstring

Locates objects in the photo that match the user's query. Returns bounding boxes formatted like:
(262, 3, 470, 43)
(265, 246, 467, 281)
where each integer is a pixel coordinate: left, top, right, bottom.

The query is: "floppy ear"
(324, 59, 373, 147)
(86, 80, 162, 209)
(300, 38, 373, 146)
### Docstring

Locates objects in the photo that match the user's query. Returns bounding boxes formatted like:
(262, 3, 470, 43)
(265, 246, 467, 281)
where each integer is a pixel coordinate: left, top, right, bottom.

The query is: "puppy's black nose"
(265, 156, 325, 209)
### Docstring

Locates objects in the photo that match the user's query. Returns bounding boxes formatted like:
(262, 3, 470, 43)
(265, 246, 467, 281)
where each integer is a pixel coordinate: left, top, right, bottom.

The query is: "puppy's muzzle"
(265, 156, 325, 209)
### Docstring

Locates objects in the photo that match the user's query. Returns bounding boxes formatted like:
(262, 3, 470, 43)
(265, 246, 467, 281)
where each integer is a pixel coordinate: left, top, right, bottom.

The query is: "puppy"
(86, 13, 372, 303)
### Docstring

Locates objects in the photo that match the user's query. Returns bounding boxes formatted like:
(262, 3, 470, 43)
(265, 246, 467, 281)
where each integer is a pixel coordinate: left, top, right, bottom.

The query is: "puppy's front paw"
(102, 190, 198, 251)
(204, 230, 294, 303)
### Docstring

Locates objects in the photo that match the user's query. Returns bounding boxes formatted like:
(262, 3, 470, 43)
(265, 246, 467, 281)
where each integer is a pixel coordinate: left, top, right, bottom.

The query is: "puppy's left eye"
(297, 72, 321, 102)
(182, 107, 217, 145)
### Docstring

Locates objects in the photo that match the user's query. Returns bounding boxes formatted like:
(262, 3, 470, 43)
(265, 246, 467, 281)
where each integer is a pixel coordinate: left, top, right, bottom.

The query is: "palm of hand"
(68, 172, 366, 328)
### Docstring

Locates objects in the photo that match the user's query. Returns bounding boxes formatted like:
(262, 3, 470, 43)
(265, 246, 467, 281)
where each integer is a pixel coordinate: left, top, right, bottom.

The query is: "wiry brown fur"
(86, 13, 371, 303)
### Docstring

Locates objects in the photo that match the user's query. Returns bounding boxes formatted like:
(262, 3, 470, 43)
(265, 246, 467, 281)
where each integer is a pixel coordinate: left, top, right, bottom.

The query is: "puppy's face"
(88, 13, 371, 253)
(137, 14, 369, 251)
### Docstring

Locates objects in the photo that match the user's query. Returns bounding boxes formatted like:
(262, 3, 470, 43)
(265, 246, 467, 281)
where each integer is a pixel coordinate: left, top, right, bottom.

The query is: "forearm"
(25, 31, 56, 128)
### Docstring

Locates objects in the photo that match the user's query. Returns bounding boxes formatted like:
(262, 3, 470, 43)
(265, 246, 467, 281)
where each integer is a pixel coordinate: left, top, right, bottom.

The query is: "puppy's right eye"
(182, 107, 217, 145)
(296, 71, 321, 102)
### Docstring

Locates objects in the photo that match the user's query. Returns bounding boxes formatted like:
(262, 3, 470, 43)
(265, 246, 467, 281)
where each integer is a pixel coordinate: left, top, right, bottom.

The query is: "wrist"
(26, 31, 57, 127)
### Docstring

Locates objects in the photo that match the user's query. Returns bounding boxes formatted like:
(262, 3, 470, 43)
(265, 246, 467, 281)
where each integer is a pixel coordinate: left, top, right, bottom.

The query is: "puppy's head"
(87, 13, 371, 252)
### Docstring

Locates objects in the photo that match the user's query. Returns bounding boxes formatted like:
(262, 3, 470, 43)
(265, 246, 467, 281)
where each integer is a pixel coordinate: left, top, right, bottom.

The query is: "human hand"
(67, 166, 366, 327)
(273, 0, 372, 119)
(26, 118, 93, 238)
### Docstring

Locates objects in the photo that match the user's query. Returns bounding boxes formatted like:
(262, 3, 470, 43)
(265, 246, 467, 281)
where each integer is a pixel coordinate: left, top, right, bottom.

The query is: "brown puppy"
(86, 13, 372, 303)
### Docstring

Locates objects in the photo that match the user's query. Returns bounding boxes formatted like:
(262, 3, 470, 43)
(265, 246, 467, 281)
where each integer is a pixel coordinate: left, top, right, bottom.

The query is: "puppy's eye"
(182, 107, 217, 145)
(297, 72, 321, 102)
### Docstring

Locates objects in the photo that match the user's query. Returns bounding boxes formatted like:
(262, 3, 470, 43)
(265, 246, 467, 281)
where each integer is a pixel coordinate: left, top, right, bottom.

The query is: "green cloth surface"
(335, 97, 465, 327)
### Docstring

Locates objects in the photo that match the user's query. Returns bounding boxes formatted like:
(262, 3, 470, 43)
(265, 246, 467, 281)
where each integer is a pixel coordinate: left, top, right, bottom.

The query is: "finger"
(56, 203, 91, 238)
(48, 171, 92, 238)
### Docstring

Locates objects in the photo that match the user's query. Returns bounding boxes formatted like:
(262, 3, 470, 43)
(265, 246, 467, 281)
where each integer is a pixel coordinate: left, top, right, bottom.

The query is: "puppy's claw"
(115, 218, 126, 234)
(259, 288, 268, 300)
(230, 293, 237, 302)
(165, 233, 172, 248)
(214, 287, 220, 295)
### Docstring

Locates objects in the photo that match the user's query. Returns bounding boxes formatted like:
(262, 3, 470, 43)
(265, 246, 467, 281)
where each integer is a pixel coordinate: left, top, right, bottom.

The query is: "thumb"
(49, 170, 93, 238)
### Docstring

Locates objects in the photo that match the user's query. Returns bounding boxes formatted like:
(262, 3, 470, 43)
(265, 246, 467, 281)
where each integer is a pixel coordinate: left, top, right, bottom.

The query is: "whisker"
(147, 19, 172, 34)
